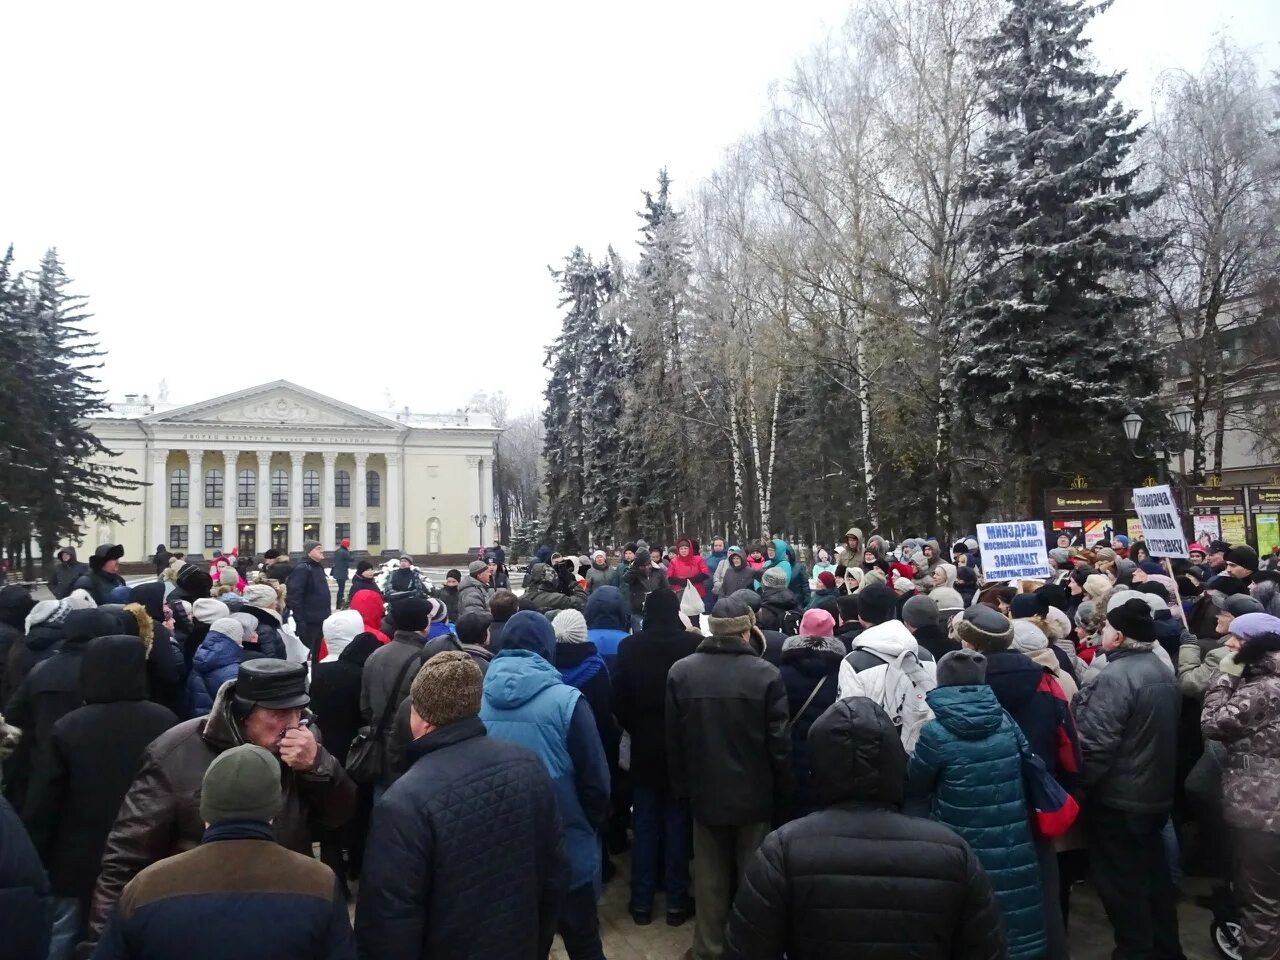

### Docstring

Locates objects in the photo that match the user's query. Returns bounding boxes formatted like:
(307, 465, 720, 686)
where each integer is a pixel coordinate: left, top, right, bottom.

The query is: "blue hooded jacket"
(480, 612, 609, 891)
(762, 538, 792, 582)
(584, 586, 630, 668)
(186, 630, 254, 718)
(908, 684, 1045, 960)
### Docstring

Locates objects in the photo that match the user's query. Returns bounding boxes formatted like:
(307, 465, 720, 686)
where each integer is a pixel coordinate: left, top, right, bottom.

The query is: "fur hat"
(1106, 597, 1156, 644)
(709, 596, 754, 639)
(761, 566, 789, 589)
(937, 649, 987, 687)
(954, 605, 1014, 650)
(902, 594, 939, 630)
(552, 609, 589, 644)
(410, 650, 482, 726)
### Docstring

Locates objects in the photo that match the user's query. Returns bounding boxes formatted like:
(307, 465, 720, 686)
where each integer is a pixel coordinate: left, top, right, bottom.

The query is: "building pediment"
(143, 380, 405, 431)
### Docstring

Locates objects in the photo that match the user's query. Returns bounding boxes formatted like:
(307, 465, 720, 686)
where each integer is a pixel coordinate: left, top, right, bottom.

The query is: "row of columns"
(149, 447, 402, 556)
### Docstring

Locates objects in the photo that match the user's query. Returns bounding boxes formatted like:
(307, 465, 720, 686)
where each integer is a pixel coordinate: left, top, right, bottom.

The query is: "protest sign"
(976, 521, 1051, 581)
(1130, 485, 1189, 559)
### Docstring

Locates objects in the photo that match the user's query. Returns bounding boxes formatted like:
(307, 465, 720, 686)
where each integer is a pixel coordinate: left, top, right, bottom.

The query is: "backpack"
(866, 648, 935, 751)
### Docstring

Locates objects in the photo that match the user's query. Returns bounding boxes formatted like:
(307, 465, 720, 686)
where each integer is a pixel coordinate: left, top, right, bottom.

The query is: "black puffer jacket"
(286, 557, 331, 627)
(355, 717, 568, 960)
(1075, 645, 1181, 814)
(0, 795, 51, 960)
(666, 633, 791, 826)
(308, 633, 383, 768)
(47, 548, 88, 600)
(724, 697, 1005, 960)
(777, 639, 844, 821)
(0, 586, 37, 705)
(21, 636, 178, 898)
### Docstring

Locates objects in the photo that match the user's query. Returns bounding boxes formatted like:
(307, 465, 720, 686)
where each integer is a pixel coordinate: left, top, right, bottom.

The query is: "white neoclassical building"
(84, 380, 501, 561)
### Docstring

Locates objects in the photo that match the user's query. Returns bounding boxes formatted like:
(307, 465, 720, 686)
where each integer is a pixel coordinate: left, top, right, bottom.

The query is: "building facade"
(85, 380, 500, 561)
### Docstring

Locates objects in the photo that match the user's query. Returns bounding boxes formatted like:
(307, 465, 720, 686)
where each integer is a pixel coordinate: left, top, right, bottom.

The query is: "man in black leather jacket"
(1074, 597, 1184, 960)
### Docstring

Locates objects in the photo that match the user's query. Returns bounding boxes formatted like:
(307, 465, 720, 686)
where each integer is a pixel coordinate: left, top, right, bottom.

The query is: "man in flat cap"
(82, 659, 355, 954)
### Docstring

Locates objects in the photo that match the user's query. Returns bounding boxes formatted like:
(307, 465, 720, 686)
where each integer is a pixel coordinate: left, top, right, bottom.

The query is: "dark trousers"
(334, 577, 348, 607)
(1232, 826, 1280, 960)
(557, 883, 604, 960)
(630, 785, 690, 913)
(299, 622, 323, 663)
(691, 819, 770, 960)
(1086, 805, 1185, 960)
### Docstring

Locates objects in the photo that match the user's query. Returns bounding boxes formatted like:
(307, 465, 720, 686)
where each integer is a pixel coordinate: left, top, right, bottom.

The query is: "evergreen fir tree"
(955, 0, 1163, 516)
(581, 249, 629, 544)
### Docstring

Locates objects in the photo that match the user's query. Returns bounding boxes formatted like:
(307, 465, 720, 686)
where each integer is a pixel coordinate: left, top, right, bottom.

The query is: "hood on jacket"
(534, 545, 553, 564)
(526, 561, 554, 589)
(0, 585, 36, 629)
(485, 647, 565, 710)
(321, 610, 365, 660)
(338, 631, 383, 668)
(81, 635, 150, 703)
(585, 586, 629, 631)
(984, 649, 1045, 711)
(63, 607, 126, 646)
(193, 630, 243, 676)
(844, 528, 864, 549)
(129, 581, 167, 622)
(349, 590, 386, 633)
(926, 684, 1003, 740)
(498, 610, 556, 661)
(641, 587, 686, 633)
(726, 547, 746, 568)
(57, 546, 79, 565)
(852, 619, 917, 659)
(809, 696, 906, 807)
(768, 538, 789, 562)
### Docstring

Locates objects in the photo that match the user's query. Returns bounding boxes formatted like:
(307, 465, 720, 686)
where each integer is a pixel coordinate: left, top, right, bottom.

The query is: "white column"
(256, 451, 272, 554)
(187, 449, 204, 558)
(150, 448, 170, 552)
(222, 450, 239, 554)
(289, 451, 305, 552)
(384, 452, 402, 552)
(321, 451, 337, 550)
(466, 455, 482, 550)
(482, 454, 495, 543)
(354, 453, 369, 552)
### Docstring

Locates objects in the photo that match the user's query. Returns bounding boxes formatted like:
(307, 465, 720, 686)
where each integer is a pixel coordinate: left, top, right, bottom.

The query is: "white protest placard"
(976, 521, 1052, 581)
(1131, 485, 1189, 559)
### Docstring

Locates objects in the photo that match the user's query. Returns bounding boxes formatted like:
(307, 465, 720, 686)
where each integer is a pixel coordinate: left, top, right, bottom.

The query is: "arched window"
(334, 469, 351, 507)
(428, 517, 441, 554)
(303, 469, 320, 508)
(238, 469, 256, 508)
(367, 470, 381, 508)
(169, 468, 189, 508)
(204, 468, 223, 509)
(271, 469, 289, 507)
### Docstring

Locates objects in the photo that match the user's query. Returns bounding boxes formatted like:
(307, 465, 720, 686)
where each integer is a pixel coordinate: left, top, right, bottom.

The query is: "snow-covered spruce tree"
(955, 0, 1163, 516)
(581, 249, 629, 546)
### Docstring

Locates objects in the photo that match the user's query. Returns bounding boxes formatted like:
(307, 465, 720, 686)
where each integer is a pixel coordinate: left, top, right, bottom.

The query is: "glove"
(1217, 652, 1245, 678)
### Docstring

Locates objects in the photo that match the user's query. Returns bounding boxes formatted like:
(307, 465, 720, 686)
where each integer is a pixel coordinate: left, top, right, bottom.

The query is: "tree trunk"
(855, 325, 877, 529)
(729, 386, 747, 540)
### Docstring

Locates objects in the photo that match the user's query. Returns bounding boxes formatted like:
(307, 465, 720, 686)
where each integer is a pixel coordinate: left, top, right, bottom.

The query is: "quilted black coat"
(724, 697, 1005, 960)
(355, 717, 568, 960)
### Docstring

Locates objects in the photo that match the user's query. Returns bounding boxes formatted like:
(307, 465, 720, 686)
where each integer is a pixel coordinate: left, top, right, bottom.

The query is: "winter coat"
(787, 550, 812, 610)
(356, 717, 567, 960)
(523, 563, 588, 615)
(621, 562, 670, 616)
(360, 630, 427, 782)
(94, 820, 353, 960)
(908, 685, 1045, 960)
(309, 634, 383, 769)
(480, 613, 609, 891)
(348, 574, 381, 600)
(1201, 651, 1280, 834)
(348, 590, 390, 645)
(184, 629, 254, 719)
(777, 637, 844, 820)
(757, 587, 801, 636)
(21, 636, 177, 899)
(555, 640, 617, 770)
(1027, 646, 1079, 701)
(1178, 638, 1231, 699)
(48, 548, 89, 601)
(806, 587, 839, 611)
(912, 623, 959, 662)
(613, 590, 702, 791)
(717, 550, 758, 598)
(667, 545, 711, 599)
(436, 585, 460, 623)
(85, 679, 355, 949)
(666, 633, 791, 826)
(723, 697, 1004, 960)
(836, 619, 938, 720)
(387, 567, 423, 595)
(329, 546, 351, 581)
(7, 619, 69, 696)
(71, 567, 126, 607)
(0, 795, 51, 960)
(286, 557, 331, 627)
(263, 557, 293, 583)
(985, 648, 1080, 790)
(834, 526, 864, 570)
(706, 547, 728, 581)
(238, 605, 289, 660)
(455, 575, 492, 620)
(584, 560, 613, 594)
(583, 586, 629, 668)
(0, 586, 37, 706)
(1074, 645, 1180, 814)
(761, 538, 792, 583)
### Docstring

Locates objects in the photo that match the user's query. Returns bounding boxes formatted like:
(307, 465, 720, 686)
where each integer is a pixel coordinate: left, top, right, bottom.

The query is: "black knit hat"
(391, 596, 431, 632)
(1208, 540, 1231, 555)
(1009, 592, 1049, 620)
(355, 559, 374, 575)
(1106, 597, 1156, 645)
(446, 569, 462, 582)
(857, 584, 897, 625)
(1225, 545, 1259, 573)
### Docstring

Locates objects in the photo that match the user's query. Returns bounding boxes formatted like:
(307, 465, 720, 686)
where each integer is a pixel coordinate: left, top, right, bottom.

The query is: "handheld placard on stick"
(1163, 557, 1188, 628)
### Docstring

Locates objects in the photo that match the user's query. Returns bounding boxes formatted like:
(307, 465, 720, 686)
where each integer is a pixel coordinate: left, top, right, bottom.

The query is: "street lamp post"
(470, 513, 488, 555)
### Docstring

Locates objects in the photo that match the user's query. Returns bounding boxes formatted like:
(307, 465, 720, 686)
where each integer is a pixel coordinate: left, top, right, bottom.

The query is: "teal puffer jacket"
(908, 684, 1045, 960)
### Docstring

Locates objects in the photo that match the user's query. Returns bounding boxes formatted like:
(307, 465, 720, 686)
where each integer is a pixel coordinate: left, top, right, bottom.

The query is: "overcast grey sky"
(3, 1, 1276, 414)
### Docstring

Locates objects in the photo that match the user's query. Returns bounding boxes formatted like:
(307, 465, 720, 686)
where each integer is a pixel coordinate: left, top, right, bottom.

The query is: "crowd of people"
(0, 525, 1277, 960)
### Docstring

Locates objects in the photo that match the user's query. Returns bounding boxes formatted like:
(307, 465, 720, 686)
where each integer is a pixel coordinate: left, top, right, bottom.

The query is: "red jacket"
(667, 552, 712, 599)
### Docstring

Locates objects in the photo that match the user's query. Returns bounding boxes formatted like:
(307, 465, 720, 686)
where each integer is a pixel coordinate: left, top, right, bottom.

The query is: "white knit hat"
(209, 617, 245, 646)
(193, 598, 231, 624)
(1012, 619, 1049, 653)
(243, 584, 279, 610)
(552, 609, 589, 644)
